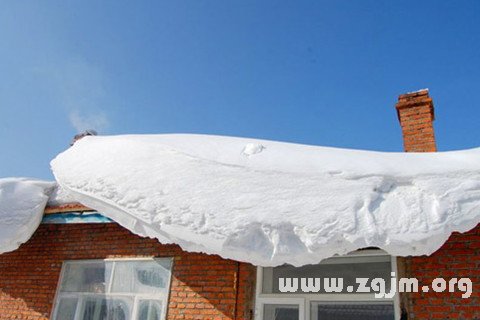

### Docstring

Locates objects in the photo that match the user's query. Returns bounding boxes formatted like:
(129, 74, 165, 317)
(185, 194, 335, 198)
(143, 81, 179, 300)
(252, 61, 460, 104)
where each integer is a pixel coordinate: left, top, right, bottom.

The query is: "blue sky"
(1, 1, 479, 179)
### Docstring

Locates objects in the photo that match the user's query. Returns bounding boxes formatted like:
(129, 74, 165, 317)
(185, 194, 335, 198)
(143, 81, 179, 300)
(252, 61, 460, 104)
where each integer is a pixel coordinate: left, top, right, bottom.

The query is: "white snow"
(242, 143, 266, 156)
(51, 134, 480, 266)
(406, 88, 429, 94)
(0, 178, 55, 253)
(47, 184, 79, 206)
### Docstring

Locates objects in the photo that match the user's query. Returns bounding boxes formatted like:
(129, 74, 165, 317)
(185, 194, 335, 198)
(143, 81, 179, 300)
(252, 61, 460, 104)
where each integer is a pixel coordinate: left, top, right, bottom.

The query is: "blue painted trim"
(42, 212, 112, 224)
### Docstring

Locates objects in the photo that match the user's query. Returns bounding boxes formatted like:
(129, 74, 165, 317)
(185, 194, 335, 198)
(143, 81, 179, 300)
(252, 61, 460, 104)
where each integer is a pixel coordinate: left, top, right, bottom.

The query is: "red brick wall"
(0, 223, 256, 320)
(404, 224, 480, 319)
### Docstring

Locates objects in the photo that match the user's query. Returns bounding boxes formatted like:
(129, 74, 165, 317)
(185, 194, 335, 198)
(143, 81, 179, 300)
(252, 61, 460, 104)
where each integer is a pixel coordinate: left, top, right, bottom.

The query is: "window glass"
(82, 298, 107, 320)
(137, 300, 162, 320)
(81, 297, 132, 320)
(264, 304, 299, 320)
(53, 259, 172, 320)
(262, 255, 391, 294)
(111, 260, 171, 294)
(310, 302, 394, 320)
(257, 252, 397, 320)
(61, 261, 112, 293)
(55, 297, 77, 320)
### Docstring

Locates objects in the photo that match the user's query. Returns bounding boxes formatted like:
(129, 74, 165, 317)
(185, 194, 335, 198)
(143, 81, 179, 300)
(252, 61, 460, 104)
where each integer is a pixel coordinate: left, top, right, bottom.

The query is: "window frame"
(51, 257, 173, 320)
(255, 250, 400, 320)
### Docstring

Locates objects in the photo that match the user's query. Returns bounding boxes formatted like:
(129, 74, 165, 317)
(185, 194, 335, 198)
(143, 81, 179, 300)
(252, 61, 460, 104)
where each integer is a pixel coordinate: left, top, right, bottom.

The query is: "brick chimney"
(70, 129, 98, 146)
(395, 89, 437, 152)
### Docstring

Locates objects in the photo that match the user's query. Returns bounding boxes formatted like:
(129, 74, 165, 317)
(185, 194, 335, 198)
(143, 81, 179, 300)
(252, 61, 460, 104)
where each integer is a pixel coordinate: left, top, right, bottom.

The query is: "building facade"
(0, 90, 479, 319)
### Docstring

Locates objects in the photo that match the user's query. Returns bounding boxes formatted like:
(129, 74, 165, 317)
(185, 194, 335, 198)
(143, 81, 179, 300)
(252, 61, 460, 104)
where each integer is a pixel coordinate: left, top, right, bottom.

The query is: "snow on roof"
(405, 88, 429, 94)
(0, 178, 55, 253)
(50, 134, 480, 266)
(47, 184, 82, 207)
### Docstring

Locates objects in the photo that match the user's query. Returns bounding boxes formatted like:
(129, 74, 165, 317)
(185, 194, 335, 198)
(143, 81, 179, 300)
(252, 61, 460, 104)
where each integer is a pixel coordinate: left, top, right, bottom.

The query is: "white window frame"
(51, 257, 173, 320)
(255, 250, 401, 320)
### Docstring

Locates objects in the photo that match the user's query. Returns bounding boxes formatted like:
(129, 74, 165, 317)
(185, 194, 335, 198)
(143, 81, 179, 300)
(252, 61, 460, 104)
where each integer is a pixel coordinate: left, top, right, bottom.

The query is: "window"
(255, 250, 400, 320)
(52, 258, 172, 320)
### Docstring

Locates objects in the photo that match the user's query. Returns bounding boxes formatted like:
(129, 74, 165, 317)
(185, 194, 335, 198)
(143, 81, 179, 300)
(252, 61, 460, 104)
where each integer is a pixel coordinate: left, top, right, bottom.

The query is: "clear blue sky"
(1, 1, 480, 179)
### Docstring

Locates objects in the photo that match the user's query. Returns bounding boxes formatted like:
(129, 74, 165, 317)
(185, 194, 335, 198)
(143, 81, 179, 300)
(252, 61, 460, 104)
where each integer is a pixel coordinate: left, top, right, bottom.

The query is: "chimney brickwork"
(395, 89, 437, 152)
(395, 90, 480, 319)
(396, 89, 438, 318)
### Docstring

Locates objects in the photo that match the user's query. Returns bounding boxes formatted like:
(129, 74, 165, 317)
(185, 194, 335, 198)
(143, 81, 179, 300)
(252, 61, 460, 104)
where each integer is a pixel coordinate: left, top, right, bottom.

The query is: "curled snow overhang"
(46, 185, 91, 214)
(0, 178, 55, 253)
(51, 134, 480, 267)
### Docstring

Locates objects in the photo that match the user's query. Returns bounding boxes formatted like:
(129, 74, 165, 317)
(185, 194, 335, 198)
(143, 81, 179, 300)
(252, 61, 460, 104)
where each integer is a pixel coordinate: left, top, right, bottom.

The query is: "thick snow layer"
(47, 185, 79, 206)
(0, 178, 55, 253)
(51, 134, 480, 266)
